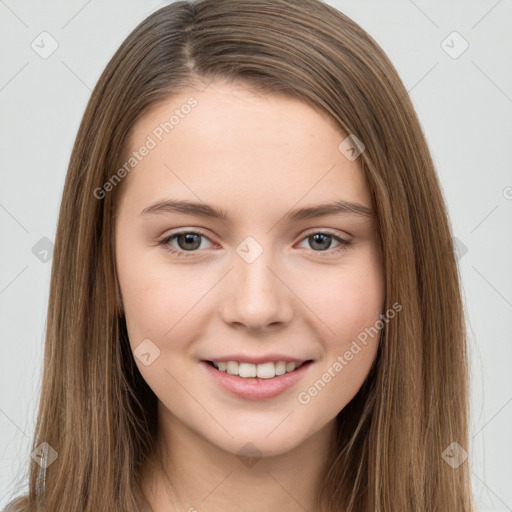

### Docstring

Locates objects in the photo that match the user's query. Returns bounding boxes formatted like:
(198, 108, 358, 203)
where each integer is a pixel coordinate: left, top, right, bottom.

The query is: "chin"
(205, 424, 309, 459)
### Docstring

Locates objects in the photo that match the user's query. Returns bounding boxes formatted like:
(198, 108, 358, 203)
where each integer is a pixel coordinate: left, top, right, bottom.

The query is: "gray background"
(1, 1, 511, 510)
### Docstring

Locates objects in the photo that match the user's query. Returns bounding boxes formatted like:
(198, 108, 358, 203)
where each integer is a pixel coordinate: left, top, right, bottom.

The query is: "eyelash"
(157, 230, 351, 258)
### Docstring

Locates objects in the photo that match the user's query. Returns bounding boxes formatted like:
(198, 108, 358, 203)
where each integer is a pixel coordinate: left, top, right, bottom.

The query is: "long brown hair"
(6, 0, 474, 510)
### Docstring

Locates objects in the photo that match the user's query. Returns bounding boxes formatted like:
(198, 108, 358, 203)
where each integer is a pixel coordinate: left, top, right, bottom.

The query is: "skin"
(114, 80, 384, 512)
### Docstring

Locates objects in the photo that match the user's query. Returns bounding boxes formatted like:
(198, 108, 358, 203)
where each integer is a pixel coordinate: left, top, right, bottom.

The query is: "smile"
(201, 359, 314, 400)
(209, 360, 309, 379)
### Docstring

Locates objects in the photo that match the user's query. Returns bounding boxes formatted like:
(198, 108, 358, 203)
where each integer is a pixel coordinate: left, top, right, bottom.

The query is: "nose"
(219, 247, 294, 332)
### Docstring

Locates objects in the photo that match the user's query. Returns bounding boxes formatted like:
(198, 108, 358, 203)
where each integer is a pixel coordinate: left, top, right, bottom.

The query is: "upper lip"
(203, 354, 313, 365)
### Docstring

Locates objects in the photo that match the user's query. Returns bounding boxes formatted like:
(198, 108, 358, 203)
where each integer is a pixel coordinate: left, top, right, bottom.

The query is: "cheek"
(297, 249, 383, 418)
(116, 239, 177, 345)
(117, 261, 202, 393)
(297, 246, 384, 343)
(116, 242, 214, 359)
(294, 247, 383, 409)
(119, 270, 185, 345)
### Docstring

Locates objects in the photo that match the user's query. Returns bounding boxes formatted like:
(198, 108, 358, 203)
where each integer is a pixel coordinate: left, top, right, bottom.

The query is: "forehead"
(119, 81, 371, 215)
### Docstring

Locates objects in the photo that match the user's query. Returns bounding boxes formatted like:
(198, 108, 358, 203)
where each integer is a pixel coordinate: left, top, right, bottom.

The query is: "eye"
(158, 231, 214, 257)
(158, 230, 351, 258)
(296, 231, 351, 257)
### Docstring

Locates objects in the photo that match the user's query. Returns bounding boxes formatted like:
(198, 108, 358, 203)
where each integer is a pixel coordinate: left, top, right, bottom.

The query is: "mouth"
(204, 359, 313, 379)
(201, 359, 314, 400)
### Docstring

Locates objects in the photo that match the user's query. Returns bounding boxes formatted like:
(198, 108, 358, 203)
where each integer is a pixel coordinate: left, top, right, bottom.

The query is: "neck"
(141, 402, 337, 512)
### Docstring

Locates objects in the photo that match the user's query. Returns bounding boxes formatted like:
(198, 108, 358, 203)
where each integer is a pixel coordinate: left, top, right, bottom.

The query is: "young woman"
(6, 0, 474, 510)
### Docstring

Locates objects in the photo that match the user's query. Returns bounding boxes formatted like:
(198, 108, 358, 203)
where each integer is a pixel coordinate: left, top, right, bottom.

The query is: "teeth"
(275, 361, 287, 375)
(257, 362, 275, 379)
(286, 362, 297, 372)
(212, 360, 304, 379)
(239, 362, 257, 378)
(226, 361, 239, 375)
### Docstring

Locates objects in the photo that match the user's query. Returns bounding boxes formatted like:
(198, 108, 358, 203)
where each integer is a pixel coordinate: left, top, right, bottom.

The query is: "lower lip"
(201, 360, 313, 401)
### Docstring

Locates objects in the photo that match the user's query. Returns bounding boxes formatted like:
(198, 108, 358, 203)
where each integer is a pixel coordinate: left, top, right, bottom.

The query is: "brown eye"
(297, 231, 350, 256)
(174, 233, 202, 251)
(159, 231, 213, 257)
(308, 233, 334, 251)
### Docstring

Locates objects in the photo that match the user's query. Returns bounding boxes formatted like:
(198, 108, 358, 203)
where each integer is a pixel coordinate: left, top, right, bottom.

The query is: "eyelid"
(159, 227, 350, 246)
(158, 227, 352, 258)
(301, 227, 352, 240)
(159, 228, 216, 248)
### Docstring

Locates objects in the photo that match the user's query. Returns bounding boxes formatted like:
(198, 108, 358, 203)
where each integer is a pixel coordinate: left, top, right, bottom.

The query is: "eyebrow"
(140, 199, 374, 222)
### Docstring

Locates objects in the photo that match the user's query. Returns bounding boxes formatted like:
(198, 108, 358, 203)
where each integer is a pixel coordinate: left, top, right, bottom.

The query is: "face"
(114, 80, 384, 458)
